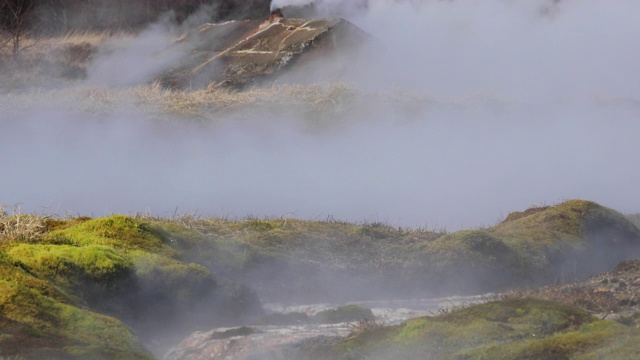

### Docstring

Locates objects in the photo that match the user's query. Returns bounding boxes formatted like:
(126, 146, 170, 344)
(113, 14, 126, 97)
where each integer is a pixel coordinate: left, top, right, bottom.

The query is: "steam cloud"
(271, 0, 367, 17)
(2, 0, 640, 230)
(271, 0, 316, 11)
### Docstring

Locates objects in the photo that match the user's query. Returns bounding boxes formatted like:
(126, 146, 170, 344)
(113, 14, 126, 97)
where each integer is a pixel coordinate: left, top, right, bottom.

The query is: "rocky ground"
(163, 261, 640, 360)
(520, 258, 640, 323)
(163, 296, 489, 360)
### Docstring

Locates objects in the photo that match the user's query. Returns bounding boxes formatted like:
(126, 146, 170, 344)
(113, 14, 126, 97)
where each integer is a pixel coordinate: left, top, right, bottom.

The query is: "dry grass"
(1, 80, 359, 123)
(0, 31, 119, 61)
(0, 31, 123, 89)
(0, 30, 437, 122)
(0, 205, 49, 244)
(0, 29, 357, 117)
(136, 81, 357, 117)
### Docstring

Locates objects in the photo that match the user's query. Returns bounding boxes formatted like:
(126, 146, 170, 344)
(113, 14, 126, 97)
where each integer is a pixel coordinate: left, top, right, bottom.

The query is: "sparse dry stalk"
(0, 204, 48, 243)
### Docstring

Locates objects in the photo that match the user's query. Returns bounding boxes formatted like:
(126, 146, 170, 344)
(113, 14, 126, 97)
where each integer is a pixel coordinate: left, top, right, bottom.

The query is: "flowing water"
(164, 294, 491, 360)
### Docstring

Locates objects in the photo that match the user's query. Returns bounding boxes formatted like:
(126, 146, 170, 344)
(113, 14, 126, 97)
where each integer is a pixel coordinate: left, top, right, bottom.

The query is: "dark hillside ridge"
(3, 0, 272, 32)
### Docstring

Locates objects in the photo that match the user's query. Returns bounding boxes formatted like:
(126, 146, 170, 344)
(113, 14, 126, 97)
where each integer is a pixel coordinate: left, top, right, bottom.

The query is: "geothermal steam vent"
(162, 10, 367, 88)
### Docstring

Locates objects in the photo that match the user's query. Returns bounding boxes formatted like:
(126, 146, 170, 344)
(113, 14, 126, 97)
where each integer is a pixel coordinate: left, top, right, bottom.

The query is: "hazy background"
(2, 0, 639, 230)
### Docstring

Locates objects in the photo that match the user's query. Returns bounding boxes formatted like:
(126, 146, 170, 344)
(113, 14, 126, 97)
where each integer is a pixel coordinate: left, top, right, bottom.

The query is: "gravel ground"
(518, 258, 640, 321)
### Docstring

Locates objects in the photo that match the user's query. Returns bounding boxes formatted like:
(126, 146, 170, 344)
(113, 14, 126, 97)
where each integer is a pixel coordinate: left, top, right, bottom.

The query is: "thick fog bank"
(2, 99, 638, 229)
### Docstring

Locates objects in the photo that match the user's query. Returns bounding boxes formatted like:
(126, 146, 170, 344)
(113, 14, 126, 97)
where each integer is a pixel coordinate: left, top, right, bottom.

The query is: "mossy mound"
(1, 215, 262, 358)
(294, 298, 640, 360)
(493, 200, 639, 247)
(147, 217, 444, 302)
(0, 250, 152, 360)
(491, 200, 640, 279)
(6, 244, 134, 309)
(139, 200, 640, 301)
(42, 215, 169, 253)
(404, 200, 640, 293)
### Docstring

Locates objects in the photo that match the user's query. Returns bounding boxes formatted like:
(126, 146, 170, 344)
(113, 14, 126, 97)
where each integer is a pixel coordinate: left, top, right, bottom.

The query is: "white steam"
(271, 0, 315, 11)
(271, 0, 367, 17)
(2, 0, 640, 229)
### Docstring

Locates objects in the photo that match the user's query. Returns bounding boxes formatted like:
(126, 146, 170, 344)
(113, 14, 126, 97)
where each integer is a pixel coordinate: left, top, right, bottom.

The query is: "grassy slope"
(148, 217, 445, 301)
(295, 298, 640, 360)
(0, 215, 261, 359)
(150, 200, 640, 299)
(406, 200, 640, 292)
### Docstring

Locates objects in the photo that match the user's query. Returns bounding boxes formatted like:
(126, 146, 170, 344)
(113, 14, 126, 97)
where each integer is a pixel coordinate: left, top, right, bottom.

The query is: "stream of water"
(164, 294, 492, 360)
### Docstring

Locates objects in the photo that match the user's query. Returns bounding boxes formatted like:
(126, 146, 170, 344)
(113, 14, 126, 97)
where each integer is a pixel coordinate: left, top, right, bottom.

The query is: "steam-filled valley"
(2, 0, 640, 359)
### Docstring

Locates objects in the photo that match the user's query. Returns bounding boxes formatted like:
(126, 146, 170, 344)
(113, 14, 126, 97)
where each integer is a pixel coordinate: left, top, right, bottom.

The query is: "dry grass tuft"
(133, 81, 357, 117)
(1, 81, 359, 123)
(0, 205, 49, 243)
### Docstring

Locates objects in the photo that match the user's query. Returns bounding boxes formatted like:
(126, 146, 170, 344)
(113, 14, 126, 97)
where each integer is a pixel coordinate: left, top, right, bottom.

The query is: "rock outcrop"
(161, 16, 368, 88)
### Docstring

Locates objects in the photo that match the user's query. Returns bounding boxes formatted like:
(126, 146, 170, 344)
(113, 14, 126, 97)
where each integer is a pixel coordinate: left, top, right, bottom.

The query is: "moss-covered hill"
(0, 215, 262, 359)
(291, 297, 640, 360)
(156, 199, 640, 301)
(402, 200, 640, 294)
(0, 199, 639, 358)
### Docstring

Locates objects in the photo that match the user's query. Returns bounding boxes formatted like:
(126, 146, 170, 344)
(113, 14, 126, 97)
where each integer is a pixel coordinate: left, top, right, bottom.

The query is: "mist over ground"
(2, 0, 639, 230)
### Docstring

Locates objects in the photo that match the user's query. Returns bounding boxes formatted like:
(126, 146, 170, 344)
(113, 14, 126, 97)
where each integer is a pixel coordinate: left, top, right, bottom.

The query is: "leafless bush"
(0, 0, 36, 61)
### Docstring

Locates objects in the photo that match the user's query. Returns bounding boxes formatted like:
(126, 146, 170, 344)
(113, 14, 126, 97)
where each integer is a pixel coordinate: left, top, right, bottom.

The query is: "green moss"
(492, 200, 639, 247)
(424, 230, 520, 269)
(7, 244, 133, 292)
(42, 216, 169, 254)
(147, 221, 209, 251)
(298, 298, 605, 360)
(240, 219, 279, 232)
(0, 250, 152, 359)
(354, 223, 397, 239)
(128, 249, 216, 303)
(575, 325, 640, 359)
(54, 304, 151, 359)
(459, 320, 634, 360)
(1, 215, 263, 358)
(400, 200, 640, 288)
(42, 217, 92, 233)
